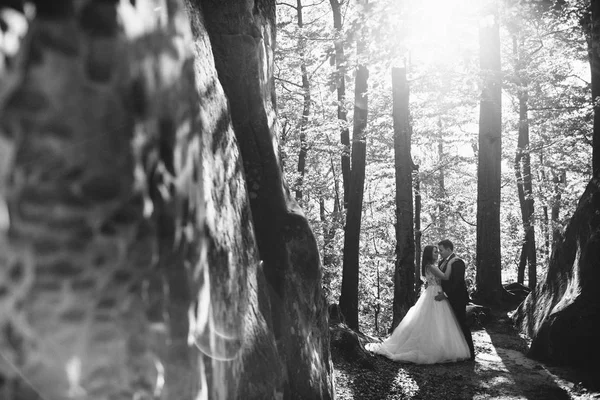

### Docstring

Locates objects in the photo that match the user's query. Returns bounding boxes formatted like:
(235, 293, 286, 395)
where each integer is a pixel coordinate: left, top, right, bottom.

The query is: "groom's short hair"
(438, 239, 454, 251)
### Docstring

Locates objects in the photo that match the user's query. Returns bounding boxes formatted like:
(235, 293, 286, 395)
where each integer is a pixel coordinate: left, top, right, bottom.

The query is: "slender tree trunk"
(475, 0, 504, 304)
(339, 0, 369, 330)
(414, 165, 422, 293)
(539, 152, 550, 265)
(330, 0, 351, 207)
(375, 262, 381, 333)
(437, 118, 446, 236)
(390, 67, 415, 331)
(320, 199, 331, 267)
(295, 0, 311, 202)
(552, 171, 565, 249)
(320, 160, 340, 270)
(513, 34, 537, 290)
(542, 205, 550, 261)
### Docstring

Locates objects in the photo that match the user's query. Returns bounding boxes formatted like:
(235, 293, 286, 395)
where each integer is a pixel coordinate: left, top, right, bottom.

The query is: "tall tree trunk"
(475, 0, 504, 304)
(375, 262, 381, 333)
(330, 0, 351, 207)
(295, 0, 311, 202)
(390, 67, 415, 331)
(539, 152, 550, 265)
(339, 0, 369, 330)
(542, 204, 550, 261)
(513, 34, 537, 290)
(320, 166, 340, 271)
(437, 118, 446, 236)
(551, 170, 566, 249)
(414, 165, 422, 293)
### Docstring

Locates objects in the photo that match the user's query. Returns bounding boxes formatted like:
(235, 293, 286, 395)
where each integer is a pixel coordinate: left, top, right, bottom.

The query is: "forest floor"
(332, 312, 600, 400)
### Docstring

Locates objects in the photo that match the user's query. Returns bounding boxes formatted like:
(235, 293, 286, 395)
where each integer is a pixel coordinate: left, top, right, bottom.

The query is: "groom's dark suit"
(440, 254, 475, 360)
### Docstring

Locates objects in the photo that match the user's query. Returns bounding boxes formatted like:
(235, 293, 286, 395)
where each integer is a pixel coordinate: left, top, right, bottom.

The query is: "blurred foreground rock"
(0, 0, 334, 399)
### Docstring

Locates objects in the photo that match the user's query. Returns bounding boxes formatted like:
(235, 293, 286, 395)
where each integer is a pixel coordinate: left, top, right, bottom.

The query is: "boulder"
(514, 178, 600, 371)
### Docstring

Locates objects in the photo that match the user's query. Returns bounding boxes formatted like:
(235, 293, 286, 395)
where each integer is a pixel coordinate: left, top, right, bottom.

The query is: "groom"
(435, 239, 475, 361)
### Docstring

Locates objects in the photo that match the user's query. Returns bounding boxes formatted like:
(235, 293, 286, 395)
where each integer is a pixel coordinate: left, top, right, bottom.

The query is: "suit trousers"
(449, 300, 475, 359)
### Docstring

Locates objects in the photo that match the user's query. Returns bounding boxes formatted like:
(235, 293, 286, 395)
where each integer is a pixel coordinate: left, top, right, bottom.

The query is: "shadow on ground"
(333, 312, 600, 400)
(480, 312, 571, 400)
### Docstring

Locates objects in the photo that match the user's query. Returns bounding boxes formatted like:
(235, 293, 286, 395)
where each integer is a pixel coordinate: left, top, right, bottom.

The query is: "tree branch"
(274, 76, 304, 89)
(456, 211, 476, 227)
(276, 2, 297, 9)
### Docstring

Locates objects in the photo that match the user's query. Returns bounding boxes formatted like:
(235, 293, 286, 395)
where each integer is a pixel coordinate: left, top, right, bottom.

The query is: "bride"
(365, 245, 470, 364)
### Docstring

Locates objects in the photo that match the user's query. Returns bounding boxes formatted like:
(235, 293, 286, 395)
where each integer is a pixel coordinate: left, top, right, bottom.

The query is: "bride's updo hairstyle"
(421, 245, 435, 276)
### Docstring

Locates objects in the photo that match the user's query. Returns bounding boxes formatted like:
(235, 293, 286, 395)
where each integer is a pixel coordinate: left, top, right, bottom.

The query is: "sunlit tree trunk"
(330, 0, 351, 207)
(539, 152, 550, 265)
(414, 165, 422, 294)
(542, 205, 550, 260)
(437, 118, 446, 236)
(551, 170, 566, 249)
(475, 0, 504, 304)
(390, 67, 416, 331)
(375, 262, 381, 333)
(320, 160, 341, 270)
(295, 0, 311, 203)
(513, 34, 537, 290)
(339, 0, 369, 331)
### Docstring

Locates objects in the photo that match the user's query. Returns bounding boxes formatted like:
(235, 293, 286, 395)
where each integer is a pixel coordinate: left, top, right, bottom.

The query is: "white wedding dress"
(365, 265, 470, 364)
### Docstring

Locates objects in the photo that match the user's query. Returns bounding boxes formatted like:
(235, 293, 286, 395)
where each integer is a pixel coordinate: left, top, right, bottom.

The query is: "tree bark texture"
(320, 187, 340, 273)
(551, 171, 566, 250)
(295, 0, 311, 203)
(513, 34, 537, 290)
(475, 0, 504, 305)
(391, 67, 416, 331)
(514, 177, 600, 369)
(330, 0, 351, 208)
(414, 166, 422, 293)
(320, 160, 342, 274)
(339, 30, 369, 331)
(539, 152, 551, 265)
(437, 118, 446, 237)
(0, 1, 334, 399)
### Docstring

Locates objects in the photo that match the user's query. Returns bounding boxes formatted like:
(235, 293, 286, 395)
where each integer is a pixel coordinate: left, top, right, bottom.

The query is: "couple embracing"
(366, 240, 476, 364)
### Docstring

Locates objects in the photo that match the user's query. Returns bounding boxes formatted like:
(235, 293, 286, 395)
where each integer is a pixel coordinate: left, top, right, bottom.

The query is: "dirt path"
(333, 314, 600, 399)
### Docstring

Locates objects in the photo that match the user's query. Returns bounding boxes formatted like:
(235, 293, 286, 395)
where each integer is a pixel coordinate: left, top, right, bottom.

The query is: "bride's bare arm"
(428, 263, 453, 280)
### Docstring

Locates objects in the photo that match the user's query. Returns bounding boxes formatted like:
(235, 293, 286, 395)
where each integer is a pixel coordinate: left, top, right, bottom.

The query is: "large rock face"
(198, 1, 334, 398)
(0, 0, 333, 399)
(514, 177, 600, 370)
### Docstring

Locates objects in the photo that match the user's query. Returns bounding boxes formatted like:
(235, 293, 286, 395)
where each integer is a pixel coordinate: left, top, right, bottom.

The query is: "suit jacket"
(440, 254, 470, 307)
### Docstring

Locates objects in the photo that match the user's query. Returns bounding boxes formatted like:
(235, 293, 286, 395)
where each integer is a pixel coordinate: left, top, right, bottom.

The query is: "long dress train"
(365, 266, 470, 364)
